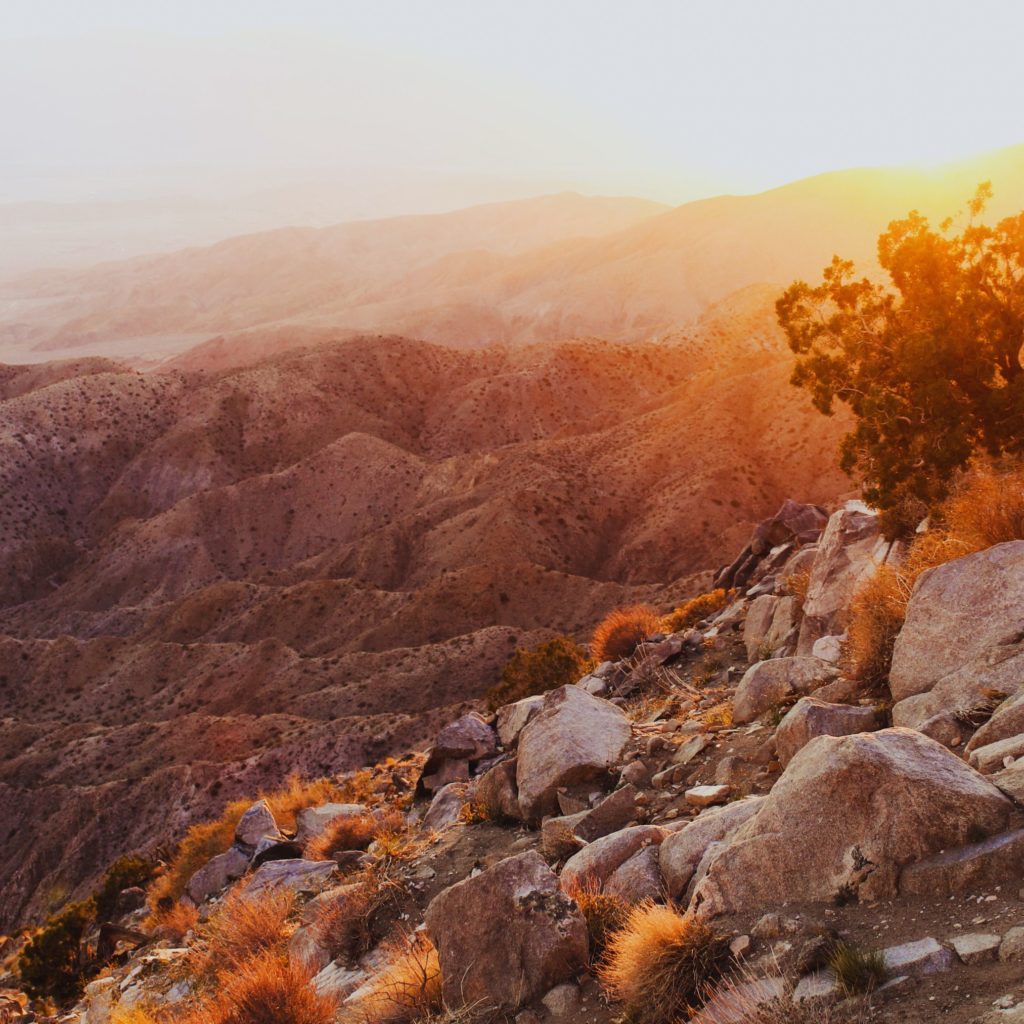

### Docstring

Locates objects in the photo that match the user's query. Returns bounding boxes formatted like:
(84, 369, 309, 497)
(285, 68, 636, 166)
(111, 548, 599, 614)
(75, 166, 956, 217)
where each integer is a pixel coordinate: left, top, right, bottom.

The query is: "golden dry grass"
(180, 951, 338, 1024)
(149, 775, 348, 906)
(109, 1009, 161, 1024)
(306, 808, 404, 861)
(563, 875, 628, 961)
(784, 569, 811, 606)
(592, 605, 663, 663)
(147, 899, 199, 942)
(701, 701, 734, 731)
(346, 932, 444, 1024)
(186, 885, 295, 985)
(598, 903, 730, 1024)
(844, 461, 1024, 687)
(663, 589, 731, 634)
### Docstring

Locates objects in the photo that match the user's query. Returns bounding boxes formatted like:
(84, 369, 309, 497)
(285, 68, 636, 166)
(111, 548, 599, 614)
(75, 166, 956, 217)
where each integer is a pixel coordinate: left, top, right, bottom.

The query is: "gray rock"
(685, 785, 731, 807)
(970, 735, 1024, 775)
(603, 846, 664, 903)
(950, 932, 1001, 964)
(733, 657, 838, 724)
(295, 803, 367, 844)
(811, 634, 844, 664)
(244, 858, 339, 897)
(890, 542, 1024, 731)
(421, 713, 497, 792)
(691, 729, 1013, 917)
(516, 686, 631, 824)
(185, 845, 250, 904)
(744, 595, 780, 662)
(422, 782, 470, 830)
(475, 760, 520, 821)
(541, 982, 581, 1018)
(560, 825, 667, 892)
(234, 799, 280, 847)
(775, 698, 878, 766)
(881, 937, 955, 976)
(900, 829, 1024, 896)
(496, 696, 546, 747)
(999, 926, 1024, 961)
(424, 851, 588, 1012)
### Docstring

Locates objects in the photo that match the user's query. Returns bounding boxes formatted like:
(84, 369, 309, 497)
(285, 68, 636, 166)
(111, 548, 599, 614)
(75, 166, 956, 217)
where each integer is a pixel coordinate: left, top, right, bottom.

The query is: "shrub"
(598, 903, 731, 1024)
(17, 899, 96, 1001)
(184, 951, 338, 1024)
(187, 886, 295, 985)
(485, 636, 593, 710)
(827, 941, 887, 995)
(94, 855, 158, 921)
(663, 589, 730, 633)
(591, 605, 662, 664)
(563, 876, 628, 961)
(944, 460, 1024, 550)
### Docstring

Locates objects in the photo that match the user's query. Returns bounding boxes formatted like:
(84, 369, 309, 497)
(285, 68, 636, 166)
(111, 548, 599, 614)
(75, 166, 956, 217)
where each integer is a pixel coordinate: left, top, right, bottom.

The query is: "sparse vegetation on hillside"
(17, 900, 96, 1001)
(778, 184, 1024, 520)
(845, 461, 1024, 684)
(485, 635, 593, 710)
(598, 903, 731, 1024)
(662, 588, 730, 633)
(591, 605, 662, 664)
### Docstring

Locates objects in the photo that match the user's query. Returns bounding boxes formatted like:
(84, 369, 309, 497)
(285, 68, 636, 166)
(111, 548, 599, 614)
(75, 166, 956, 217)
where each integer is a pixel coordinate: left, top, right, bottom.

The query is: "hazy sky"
(5, 0, 1024, 210)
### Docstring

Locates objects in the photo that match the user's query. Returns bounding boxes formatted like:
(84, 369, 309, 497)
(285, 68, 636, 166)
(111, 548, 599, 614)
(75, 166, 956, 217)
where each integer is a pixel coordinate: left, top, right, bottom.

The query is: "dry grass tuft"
(348, 932, 444, 1024)
(663, 589, 731, 634)
(109, 1009, 161, 1024)
(701, 701, 734, 731)
(827, 941, 887, 995)
(181, 951, 338, 1024)
(306, 808, 405, 861)
(784, 569, 811, 607)
(563, 876, 628, 961)
(147, 899, 199, 942)
(944, 461, 1024, 550)
(598, 903, 730, 1024)
(186, 885, 295, 986)
(592, 605, 663, 663)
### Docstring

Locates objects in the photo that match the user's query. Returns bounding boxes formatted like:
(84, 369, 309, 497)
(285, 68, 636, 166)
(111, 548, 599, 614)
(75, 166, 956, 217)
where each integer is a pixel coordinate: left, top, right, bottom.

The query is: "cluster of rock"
(23, 498, 1024, 1024)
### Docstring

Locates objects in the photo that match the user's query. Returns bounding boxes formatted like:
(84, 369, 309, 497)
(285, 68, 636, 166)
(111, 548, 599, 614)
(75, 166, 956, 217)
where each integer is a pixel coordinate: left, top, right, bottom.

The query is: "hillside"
(4, 146, 1024, 365)
(0, 295, 850, 930)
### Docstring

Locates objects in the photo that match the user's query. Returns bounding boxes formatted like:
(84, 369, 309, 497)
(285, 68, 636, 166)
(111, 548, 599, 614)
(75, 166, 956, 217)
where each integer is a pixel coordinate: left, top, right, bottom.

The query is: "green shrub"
(18, 899, 96, 1001)
(486, 636, 593, 710)
(95, 855, 157, 921)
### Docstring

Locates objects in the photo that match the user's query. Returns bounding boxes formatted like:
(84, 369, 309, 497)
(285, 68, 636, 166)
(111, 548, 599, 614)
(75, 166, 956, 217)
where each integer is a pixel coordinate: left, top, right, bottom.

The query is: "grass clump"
(563, 876, 628, 961)
(306, 808, 405, 861)
(592, 605, 663, 664)
(485, 635, 593, 710)
(663, 589, 731, 633)
(598, 903, 731, 1024)
(827, 941, 887, 995)
(346, 931, 444, 1024)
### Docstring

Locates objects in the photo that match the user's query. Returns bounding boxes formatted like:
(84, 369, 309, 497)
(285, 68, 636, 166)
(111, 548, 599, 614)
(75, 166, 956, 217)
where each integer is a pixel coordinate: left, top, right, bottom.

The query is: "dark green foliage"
(486, 635, 593, 710)
(17, 900, 96, 1001)
(94, 854, 157, 921)
(777, 184, 1024, 520)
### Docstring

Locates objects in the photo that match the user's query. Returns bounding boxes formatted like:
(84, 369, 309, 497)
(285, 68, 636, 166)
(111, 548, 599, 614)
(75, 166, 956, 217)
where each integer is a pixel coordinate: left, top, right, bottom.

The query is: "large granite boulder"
(690, 729, 1012, 917)
(732, 657, 838, 724)
(891, 542, 1024, 735)
(516, 686, 631, 824)
(424, 851, 588, 1011)
(775, 698, 879, 766)
(798, 502, 892, 654)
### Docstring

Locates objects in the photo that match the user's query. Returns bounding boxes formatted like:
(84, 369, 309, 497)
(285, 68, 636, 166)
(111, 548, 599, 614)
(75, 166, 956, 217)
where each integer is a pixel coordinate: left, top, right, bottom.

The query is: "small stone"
(541, 982, 581, 1017)
(999, 926, 1024, 961)
(949, 932, 1001, 964)
(793, 969, 840, 1003)
(752, 913, 782, 939)
(881, 937, 955, 976)
(684, 784, 731, 808)
(729, 934, 751, 959)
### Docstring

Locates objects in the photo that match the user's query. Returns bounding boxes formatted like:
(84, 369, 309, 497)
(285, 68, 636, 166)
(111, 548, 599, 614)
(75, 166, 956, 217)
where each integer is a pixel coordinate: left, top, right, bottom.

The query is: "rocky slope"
(14, 499, 1024, 1024)
(0, 298, 850, 931)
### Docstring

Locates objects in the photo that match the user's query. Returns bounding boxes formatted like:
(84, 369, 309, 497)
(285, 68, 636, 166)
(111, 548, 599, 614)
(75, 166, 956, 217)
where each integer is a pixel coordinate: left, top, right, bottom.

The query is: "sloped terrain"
(0, 294, 850, 929)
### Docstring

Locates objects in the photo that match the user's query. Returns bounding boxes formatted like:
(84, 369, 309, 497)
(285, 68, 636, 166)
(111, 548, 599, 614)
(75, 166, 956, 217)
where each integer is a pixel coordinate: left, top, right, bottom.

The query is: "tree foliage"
(777, 184, 1024, 527)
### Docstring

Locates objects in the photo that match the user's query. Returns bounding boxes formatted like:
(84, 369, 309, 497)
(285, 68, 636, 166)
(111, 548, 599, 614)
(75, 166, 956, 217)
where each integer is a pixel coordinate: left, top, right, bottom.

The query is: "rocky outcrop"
(775, 698, 878, 766)
(797, 502, 892, 654)
(419, 713, 497, 793)
(732, 657, 838, 723)
(891, 542, 1024, 735)
(515, 687, 631, 823)
(559, 825, 667, 894)
(691, 729, 1012, 917)
(424, 851, 588, 1011)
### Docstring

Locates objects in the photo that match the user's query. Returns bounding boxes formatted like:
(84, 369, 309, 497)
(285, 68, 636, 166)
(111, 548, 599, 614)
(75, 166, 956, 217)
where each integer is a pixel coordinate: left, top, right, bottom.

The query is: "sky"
(4, 0, 1024, 211)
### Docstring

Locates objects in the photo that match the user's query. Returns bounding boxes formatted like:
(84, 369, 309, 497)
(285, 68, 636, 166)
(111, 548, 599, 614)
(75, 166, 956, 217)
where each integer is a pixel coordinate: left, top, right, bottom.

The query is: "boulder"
(881, 937, 955, 976)
(811, 634, 844, 664)
(560, 825, 667, 892)
(970, 735, 1024, 775)
(603, 846, 664, 903)
(685, 785, 731, 808)
(185, 845, 250, 904)
(659, 797, 765, 900)
(541, 785, 640, 860)
(424, 851, 588, 1011)
(234, 799, 281, 848)
(295, 803, 367, 844)
(422, 782, 470, 830)
(475, 760, 520, 821)
(420, 713, 497, 792)
(744, 595, 779, 662)
(496, 696, 546, 747)
(733, 657, 838, 724)
(764, 596, 800, 655)
(775, 698, 878, 766)
(967, 691, 1024, 754)
(890, 542, 1024, 731)
(516, 686, 631, 823)
(244, 858, 339, 898)
(798, 502, 891, 654)
(900, 829, 1024, 896)
(690, 729, 1012, 917)
(990, 760, 1024, 802)
(288, 884, 363, 972)
(949, 932, 1001, 964)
